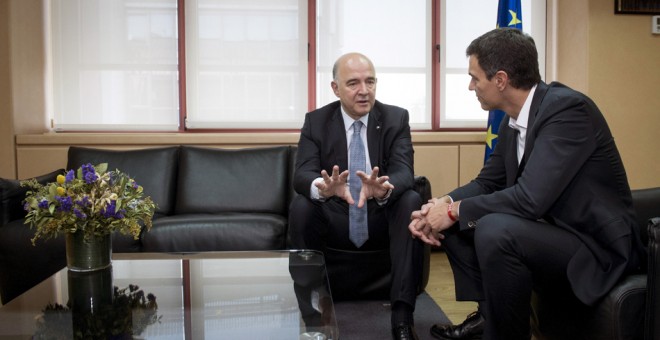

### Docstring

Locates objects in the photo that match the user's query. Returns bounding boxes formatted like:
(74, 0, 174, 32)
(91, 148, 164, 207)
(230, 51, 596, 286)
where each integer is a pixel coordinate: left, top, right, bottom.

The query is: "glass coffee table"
(0, 250, 337, 339)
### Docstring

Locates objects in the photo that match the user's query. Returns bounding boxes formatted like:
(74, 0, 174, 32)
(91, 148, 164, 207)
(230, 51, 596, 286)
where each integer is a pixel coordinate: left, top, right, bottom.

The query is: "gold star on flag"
(508, 10, 522, 26)
(486, 125, 498, 150)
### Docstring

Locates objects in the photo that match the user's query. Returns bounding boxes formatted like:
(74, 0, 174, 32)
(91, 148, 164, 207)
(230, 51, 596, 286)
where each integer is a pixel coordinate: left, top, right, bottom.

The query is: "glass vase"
(65, 231, 112, 272)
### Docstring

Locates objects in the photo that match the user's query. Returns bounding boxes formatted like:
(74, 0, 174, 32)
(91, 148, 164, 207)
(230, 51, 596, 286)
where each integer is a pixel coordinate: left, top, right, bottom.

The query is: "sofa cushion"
(141, 213, 288, 252)
(0, 169, 64, 225)
(175, 146, 291, 215)
(66, 146, 179, 216)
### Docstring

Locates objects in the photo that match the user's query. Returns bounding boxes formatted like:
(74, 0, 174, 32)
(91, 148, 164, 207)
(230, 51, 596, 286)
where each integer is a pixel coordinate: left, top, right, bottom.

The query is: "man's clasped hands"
(408, 196, 460, 247)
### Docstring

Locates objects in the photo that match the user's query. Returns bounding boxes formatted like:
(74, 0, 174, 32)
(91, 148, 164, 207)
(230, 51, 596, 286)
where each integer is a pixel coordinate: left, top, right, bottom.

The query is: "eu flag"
(484, 0, 523, 164)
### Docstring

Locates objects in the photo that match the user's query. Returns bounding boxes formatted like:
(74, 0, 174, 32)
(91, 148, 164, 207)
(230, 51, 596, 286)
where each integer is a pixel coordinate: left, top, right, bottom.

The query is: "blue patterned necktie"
(349, 120, 368, 247)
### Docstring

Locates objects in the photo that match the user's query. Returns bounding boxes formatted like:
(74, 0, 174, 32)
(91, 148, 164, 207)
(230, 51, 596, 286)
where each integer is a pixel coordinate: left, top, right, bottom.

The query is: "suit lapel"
(505, 125, 520, 186)
(519, 82, 549, 170)
(329, 108, 349, 170)
(367, 105, 382, 169)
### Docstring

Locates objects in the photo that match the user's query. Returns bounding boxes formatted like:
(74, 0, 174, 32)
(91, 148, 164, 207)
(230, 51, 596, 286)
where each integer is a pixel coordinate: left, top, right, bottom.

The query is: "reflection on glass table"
(0, 250, 338, 340)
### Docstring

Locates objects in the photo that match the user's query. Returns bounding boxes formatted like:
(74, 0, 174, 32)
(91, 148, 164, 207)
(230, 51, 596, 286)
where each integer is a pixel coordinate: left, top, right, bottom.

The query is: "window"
(48, 0, 546, 132)
(316, 0, 431, 129)
(185, 0, 308, 129)
(440, 0, 546, 128)
(49, 0, 180, 131)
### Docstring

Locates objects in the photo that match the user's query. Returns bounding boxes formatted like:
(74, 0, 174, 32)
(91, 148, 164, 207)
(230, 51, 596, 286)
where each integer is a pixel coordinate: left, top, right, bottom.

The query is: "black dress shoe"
(392, 322, 419, 340)
(430, 310, 484, 339)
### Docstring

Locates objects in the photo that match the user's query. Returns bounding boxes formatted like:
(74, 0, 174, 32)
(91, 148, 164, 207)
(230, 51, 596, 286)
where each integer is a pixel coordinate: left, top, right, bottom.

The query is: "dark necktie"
(349, 120, 368, 247)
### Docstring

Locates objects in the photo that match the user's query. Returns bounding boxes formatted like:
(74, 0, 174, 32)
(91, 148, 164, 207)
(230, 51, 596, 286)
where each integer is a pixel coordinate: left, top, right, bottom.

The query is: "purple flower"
(56, 196, 73, 212)
(65, 170, 75, 183)
(73, 208, 87, 219)
(108, 172, 117, 186)
(81, 164, 98, 184)
(101, 200, 127, 219)
(101, 200, 117, 218)
(75, 196, 91, 207)
(38, 199, 49, 209)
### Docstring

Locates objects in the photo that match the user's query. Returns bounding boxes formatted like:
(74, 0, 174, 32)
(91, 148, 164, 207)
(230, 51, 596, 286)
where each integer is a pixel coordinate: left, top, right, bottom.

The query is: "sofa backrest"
(67, 146, 180, 216)
(175, 145, 292, 215)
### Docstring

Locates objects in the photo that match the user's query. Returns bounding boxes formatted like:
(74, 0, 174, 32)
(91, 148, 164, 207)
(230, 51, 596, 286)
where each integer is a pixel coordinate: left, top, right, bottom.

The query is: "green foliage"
(21, 163, 157, 244)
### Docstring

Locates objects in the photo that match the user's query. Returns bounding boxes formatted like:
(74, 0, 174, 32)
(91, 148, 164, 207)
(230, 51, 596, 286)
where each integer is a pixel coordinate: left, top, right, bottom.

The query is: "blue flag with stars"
(484, 0, 523, 164)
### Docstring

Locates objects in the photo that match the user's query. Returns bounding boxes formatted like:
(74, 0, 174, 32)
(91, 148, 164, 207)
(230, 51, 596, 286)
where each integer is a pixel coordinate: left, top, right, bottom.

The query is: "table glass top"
(0, 250, 337, 340)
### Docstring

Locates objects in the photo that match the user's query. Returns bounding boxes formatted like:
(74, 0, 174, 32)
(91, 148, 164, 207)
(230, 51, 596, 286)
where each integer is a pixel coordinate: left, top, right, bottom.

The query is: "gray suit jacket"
(449, 81, 645, 304)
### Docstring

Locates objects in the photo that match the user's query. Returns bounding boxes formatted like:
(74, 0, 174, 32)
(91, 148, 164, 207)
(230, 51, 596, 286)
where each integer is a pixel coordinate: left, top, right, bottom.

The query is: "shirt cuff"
(310, 177, 326, 201)
(375, 183, 392, 206)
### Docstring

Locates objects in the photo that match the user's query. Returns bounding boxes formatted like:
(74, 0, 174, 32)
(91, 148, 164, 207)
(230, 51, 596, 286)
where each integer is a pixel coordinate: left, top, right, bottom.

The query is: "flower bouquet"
(21, 163, 156, 271)
(21, 163, 156, 244)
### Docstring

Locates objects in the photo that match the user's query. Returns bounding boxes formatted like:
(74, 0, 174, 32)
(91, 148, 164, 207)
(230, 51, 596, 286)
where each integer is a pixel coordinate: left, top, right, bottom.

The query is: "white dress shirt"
(508, 85, 537, 164)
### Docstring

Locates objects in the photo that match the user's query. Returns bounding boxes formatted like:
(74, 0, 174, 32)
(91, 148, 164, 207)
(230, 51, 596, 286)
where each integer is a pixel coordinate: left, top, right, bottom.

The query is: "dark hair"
(466, 28, 541, 90)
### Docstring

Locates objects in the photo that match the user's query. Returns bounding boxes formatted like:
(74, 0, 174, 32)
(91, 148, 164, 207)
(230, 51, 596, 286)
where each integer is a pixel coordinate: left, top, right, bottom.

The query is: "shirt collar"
(509, 84, 537, 131)
(341, 106, 369, 133)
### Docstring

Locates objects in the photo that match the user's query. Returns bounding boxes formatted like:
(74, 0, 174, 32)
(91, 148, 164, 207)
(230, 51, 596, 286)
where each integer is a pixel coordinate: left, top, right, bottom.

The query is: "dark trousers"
(442, 213, 583, 340)
(288, 190, 423, 308)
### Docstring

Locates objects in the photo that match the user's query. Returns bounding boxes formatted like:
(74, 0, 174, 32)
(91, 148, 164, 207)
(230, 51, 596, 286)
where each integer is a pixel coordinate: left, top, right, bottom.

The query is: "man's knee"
(473, 213, 519, 254)
(391, 189, 422, 212)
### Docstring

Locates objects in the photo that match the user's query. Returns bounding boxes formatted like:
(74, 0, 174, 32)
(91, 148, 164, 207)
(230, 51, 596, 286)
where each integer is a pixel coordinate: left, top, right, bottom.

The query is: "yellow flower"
(57, 175, 66, 184)
(56, 186, 66, 196)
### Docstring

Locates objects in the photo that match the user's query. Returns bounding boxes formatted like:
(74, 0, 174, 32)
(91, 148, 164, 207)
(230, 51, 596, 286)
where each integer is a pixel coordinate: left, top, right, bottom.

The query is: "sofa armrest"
(645, 217, 660, 340)
(0, 169, 64, 226)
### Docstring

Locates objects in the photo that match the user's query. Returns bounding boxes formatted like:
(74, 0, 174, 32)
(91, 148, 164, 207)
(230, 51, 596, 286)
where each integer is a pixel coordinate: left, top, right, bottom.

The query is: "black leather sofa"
(531, 187, 660, 340)
(0, 145, 432, 304)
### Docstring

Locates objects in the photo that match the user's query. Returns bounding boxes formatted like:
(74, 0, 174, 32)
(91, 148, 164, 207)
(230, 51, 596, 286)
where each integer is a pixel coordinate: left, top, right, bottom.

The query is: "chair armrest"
(413, 175, 432, 202)
(413, 175, 432, 293)
(646, 217, 660, 340)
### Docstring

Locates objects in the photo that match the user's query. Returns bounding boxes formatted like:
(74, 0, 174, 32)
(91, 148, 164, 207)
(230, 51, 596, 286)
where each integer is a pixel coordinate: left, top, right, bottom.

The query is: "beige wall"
(552, 0, 590, 93)
(587, 0, 660, 189)
(550, 0, 660, 189)
(2, 0, 659, 192)
(0, 0, 46, 179)
(0, 0, 16, 179)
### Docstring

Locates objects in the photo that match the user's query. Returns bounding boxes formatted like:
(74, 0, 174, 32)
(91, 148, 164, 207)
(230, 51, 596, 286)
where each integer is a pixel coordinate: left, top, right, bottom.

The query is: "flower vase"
(65, 231, 112, 272)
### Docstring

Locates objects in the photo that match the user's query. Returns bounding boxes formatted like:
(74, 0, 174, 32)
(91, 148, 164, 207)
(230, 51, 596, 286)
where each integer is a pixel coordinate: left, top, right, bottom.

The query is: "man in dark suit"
(409, 28, 646, 340)
(289, 52, 423, 340)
